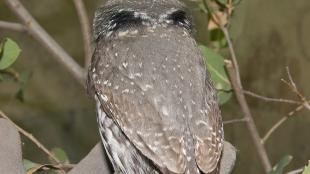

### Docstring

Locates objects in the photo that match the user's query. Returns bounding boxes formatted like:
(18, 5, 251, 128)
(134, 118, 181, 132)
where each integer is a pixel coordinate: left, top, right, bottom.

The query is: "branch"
(202, 0, 272, 170)
(243, 90, 301, 104)
(223, 118, 248, 125)
(0, 21, 27, 32)
(3, 0, 85, 85)
(225, 60, 272, 172)
(72, 0, 92, 69)
(262, 67, 310, 143)
(0, 110, 61, 165)
(286, 167, 304, 174)
(261, 102, 304, 144)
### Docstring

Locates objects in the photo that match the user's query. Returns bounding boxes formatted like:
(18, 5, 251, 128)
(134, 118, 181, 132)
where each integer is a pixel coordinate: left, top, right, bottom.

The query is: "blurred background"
(0, 0, 310, 173)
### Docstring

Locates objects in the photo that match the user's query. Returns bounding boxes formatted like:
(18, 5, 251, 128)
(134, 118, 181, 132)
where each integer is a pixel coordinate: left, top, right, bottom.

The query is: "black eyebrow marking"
(94, 6, 150, 41)
(109, 10, 144, 32)
(166, 10, 192, 31)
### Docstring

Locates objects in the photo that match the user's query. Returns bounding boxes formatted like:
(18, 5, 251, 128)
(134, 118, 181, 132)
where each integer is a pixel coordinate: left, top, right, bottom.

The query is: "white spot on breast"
(122, 62, 128, 68)
(122, 89, 129, 93)
(142, 84, 153, 91)
(92, 73, 97, 79)
(100, 94, 109, 102)
(155, 133, 164, 137)
(130, 29, 138, 35)
(134, 73, 142, 77)
(196, 120, 208, 126)
(187, 156, 192, 161)
(128, 73, 134, 79)
(118, 30, 129, 37)
(162, 106, 168, 116)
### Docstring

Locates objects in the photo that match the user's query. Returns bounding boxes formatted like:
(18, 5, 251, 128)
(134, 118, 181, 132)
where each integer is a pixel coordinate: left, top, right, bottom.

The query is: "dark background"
(1, 0, 310, 173)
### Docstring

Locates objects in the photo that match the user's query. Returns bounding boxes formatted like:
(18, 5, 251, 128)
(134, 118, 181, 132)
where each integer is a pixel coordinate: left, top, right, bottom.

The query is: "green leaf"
(0, 38, 21, 70)
(217, 0, 229, 5)
(0, 73, 3, 82)
(268, 155, 293, 174)
(198, 3, 208, 13)
(0, 71, 16, 82)
(303, 161, 310, 174)
(233, 0, 242, 5)
(199, 45, 232, 104)
(15, 71, 32, 102)
(23, 159, 40, 172)
(51, 147, 70, 163)
(210, 29, 228, 49)
(218, 91, 232, 105)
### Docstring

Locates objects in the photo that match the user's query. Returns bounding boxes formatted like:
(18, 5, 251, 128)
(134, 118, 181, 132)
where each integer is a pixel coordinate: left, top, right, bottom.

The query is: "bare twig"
(0, 21, 27, 32)
(0, 110, 61, 164)
(286, 167, 304, 174)
(3, 0, 85, 85)
(223, 118, 248, 125)
(225, 60, 272, 172)
(262, 100, 309, 143)
(72, 0, 92, 69)
(262, 67, 310, 143)
(243, 90, 301, 104)
(282, 67, 310, 109)
(27, 163, 75, 173)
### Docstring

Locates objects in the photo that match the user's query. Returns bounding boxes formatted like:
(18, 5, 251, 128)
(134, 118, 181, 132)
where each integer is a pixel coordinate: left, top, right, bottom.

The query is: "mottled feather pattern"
(87, 1, 224, 174)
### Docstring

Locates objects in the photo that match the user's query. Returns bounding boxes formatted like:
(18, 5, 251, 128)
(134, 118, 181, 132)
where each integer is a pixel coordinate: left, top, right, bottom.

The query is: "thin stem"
(286, 167, 304, 174)
(243, 90, 301, 104)
(203, 0, 241, 86)
(223, 118, 248, 125)
(0, 110, 61, 165)
(3, 0, 85, 85)
(262, 103, 305, 144)
(221, 27, 241, 86)
(203, 1, 271, 170)
(72, 0, 92, 69)
(225, 60, 272, 172)
(0, 21, 27, 32)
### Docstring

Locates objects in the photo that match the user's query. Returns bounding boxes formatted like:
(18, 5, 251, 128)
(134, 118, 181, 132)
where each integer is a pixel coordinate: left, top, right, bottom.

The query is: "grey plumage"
(87, 0, 228, 173)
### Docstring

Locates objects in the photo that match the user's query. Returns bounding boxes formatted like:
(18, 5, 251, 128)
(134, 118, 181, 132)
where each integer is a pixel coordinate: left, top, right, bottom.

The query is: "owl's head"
(93, 0, 192, 41)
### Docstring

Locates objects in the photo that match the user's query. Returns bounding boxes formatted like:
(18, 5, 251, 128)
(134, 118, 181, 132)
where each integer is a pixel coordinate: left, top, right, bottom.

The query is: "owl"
(87, 0, 226, 173)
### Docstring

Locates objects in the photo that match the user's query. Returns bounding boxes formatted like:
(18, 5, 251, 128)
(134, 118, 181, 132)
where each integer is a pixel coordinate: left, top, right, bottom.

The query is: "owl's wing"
(191, 79, 224, 173)
(89, 66, 187, 173)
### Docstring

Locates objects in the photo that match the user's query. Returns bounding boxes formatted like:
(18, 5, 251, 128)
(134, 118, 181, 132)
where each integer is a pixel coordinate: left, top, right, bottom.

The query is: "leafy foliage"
(0, 38, 21, 70)
(15, 71, 32, 102)
(268, 155, 293, 174)
(23, 159, 40, 172)
(51, 147, 70, 164)
(0, 38, 32, 102)
(199, 45, 232, 105)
